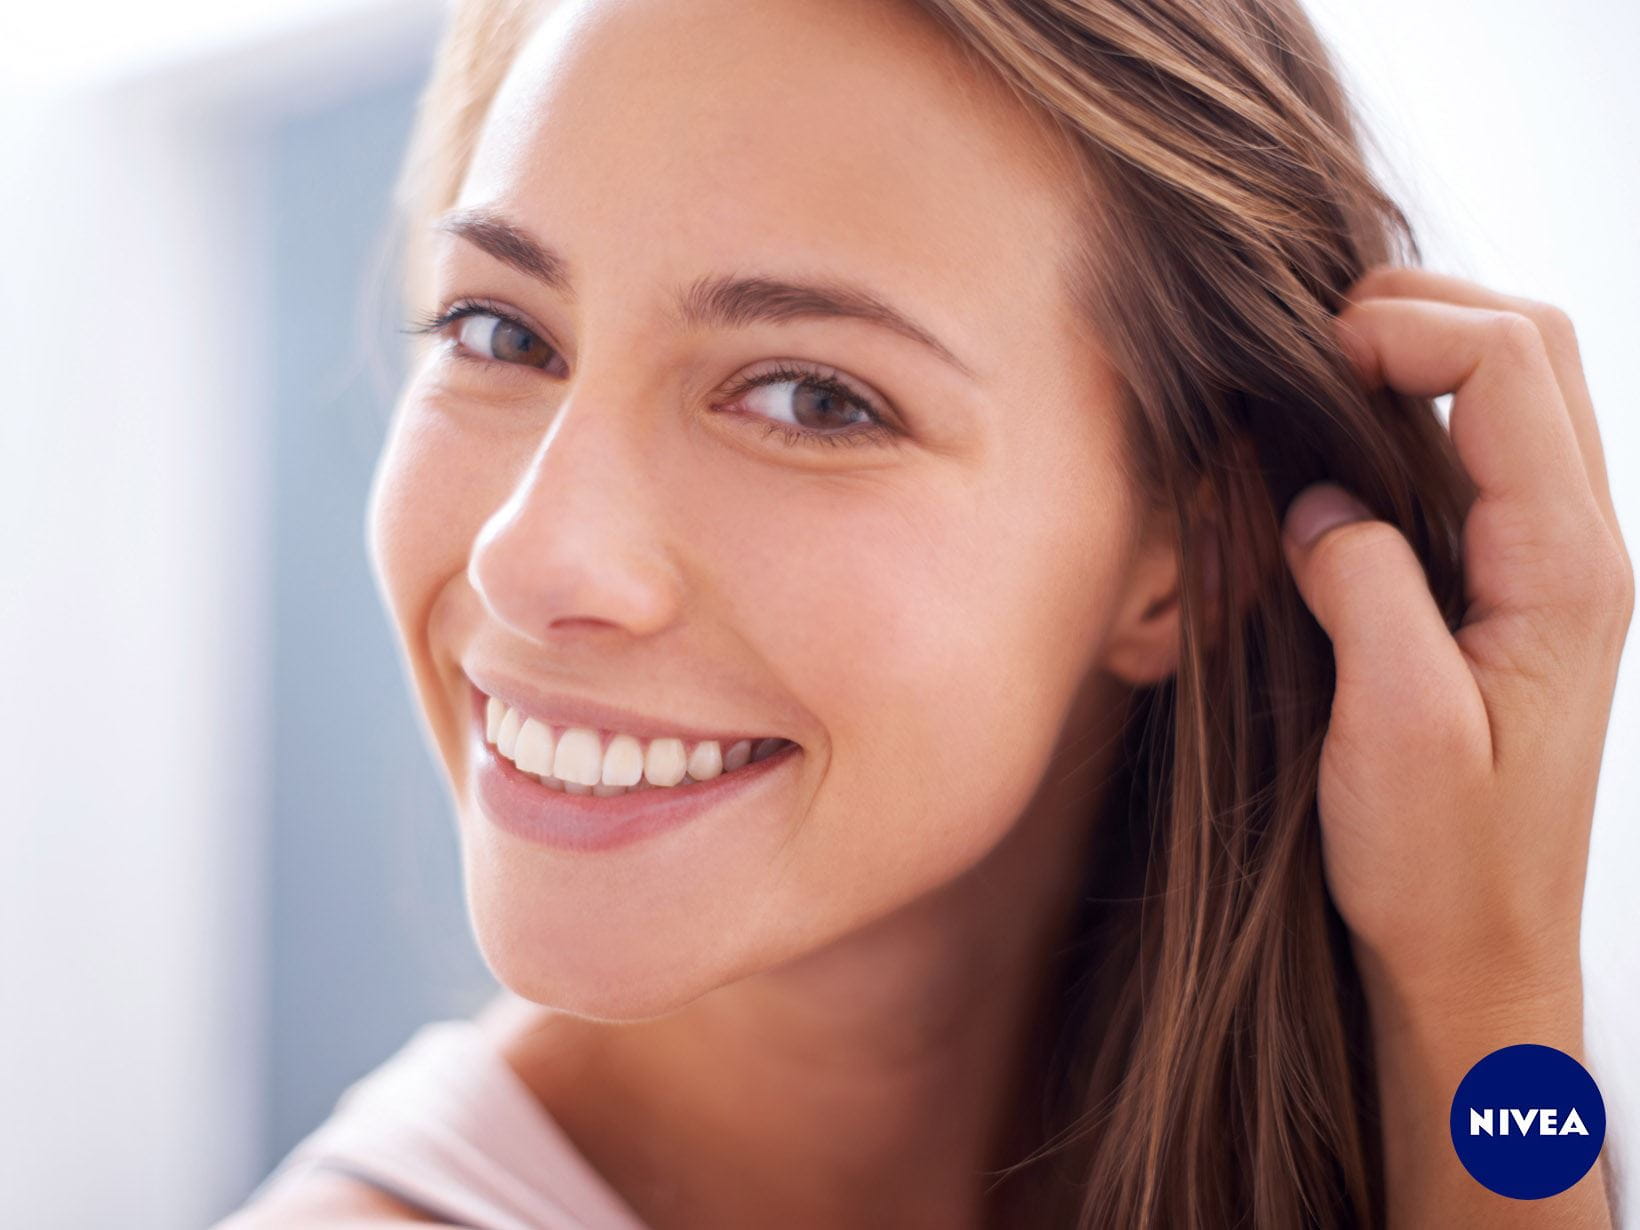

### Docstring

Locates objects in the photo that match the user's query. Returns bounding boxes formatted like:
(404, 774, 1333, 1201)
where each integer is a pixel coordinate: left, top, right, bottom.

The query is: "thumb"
(1283, 481, 1373, 555)
(1282, 482, 1469, 703)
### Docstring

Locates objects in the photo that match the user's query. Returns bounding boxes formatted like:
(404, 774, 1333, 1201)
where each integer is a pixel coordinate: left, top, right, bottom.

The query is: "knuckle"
(1421, 687, 1486, 760)
(1517, 299, 1580, 355)
(1565, 543, 1636, 628)
(1488, 309, 1547, 359)
(1605, 551, 1637, 629)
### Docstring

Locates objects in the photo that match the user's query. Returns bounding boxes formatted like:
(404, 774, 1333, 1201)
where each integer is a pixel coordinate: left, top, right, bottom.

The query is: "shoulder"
(217, 994, 589, 1228)
(213, 1163, 462, 1226)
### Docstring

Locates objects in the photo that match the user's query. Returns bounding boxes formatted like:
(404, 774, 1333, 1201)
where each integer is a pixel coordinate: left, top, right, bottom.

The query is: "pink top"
(246, 999, 652, 1229)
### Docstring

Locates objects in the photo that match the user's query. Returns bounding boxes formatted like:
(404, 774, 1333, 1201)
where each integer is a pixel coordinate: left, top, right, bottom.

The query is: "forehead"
(456, 0, 1088, 378)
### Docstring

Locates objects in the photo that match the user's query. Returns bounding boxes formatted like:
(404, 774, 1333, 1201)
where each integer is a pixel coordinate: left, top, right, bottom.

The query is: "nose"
(468, 385, 685, 646)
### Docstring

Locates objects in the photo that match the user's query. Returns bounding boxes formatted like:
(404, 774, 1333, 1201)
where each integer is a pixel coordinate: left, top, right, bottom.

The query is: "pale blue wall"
(260, 65, 496, 1176)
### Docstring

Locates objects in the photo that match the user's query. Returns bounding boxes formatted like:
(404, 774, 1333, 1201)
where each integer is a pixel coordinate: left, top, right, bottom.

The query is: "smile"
(481, 689, 793, 795)
(467, 683, 800, 853)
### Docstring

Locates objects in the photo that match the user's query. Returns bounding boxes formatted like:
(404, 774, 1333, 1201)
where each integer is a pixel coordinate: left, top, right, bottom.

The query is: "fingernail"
(1285, 482, 1370, 547)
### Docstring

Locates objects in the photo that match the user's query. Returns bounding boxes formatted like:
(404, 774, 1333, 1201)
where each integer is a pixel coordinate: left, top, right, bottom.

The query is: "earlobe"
(1100, 493, 1227, 688)
(1101, 527, 1188, 688)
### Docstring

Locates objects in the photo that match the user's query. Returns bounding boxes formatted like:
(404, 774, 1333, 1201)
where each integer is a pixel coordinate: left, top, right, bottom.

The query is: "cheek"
(367, 393, 494, 639)
(722, 467, 1121, 884)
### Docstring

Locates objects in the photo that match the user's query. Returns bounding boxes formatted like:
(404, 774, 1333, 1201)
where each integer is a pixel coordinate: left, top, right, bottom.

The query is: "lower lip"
(468, 686, 799, 853)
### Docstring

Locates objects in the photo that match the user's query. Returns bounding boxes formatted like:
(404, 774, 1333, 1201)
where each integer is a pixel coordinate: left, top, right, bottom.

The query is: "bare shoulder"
(212, 1166, 461, 1227)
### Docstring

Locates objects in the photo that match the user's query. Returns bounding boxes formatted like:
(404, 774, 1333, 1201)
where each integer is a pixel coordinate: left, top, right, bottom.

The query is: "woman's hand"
(1284, 265, 1631, 998)
(1279, 266, 1632, 1226)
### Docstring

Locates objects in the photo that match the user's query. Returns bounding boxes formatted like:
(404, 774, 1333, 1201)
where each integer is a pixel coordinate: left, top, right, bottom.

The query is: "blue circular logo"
(1449, 1044, 1605, 1199)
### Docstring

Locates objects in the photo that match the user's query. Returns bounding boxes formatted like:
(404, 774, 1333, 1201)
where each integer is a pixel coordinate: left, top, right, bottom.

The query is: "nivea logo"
(1468, 1107, 1589, 1136)
(1449, 1044, 1605, 1199)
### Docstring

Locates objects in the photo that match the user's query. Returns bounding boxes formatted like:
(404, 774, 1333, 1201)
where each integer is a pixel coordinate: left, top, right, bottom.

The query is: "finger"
(1282, 481, 1485, 750)
(1345, 266, 1619, 549)
(1330, 296, 1606, 622)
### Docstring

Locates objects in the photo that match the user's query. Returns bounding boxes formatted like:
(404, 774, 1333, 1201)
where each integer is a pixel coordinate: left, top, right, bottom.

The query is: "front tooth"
(601, 734, 644, 787)
(592, 783, 629, 796)
(497, 707, 524, 759)
(513, 718, 556, 775)
(553, 727, 603, 786)
(686, 740, 723, 781)
(563, 780, 592, 795)
(644, 737, 688, 787)
(485, 696, 504, 743)
(723, 739, 752, 771)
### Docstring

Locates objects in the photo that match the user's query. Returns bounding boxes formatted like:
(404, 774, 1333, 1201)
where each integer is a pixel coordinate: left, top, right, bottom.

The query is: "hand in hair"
(1279, 265, 1629, 1228)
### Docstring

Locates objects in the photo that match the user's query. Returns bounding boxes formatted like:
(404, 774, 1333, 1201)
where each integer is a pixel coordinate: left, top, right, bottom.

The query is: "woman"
(229, 0, 1632, 1225)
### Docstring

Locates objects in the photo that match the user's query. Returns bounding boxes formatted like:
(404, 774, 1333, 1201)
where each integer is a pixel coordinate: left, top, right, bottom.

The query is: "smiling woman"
(220, 0, 1629, 1227)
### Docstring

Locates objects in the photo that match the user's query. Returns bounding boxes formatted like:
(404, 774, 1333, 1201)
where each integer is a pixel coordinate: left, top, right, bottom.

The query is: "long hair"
(390, 2, 1475, 1225)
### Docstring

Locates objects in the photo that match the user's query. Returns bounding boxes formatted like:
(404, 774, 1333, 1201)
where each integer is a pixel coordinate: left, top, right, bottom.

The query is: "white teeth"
(513, 718, 556, 776)
(482, 693, 791, 793)
(601, 734, 645, 787)
(644, 737, 688, 787)
(553, 727, 603, 786)
(497, 707, 524, 759)
(686, 740, 723, 781)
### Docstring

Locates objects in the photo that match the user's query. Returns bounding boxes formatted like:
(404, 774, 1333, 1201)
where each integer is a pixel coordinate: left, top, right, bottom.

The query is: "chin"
(465, 891, 741, 1024)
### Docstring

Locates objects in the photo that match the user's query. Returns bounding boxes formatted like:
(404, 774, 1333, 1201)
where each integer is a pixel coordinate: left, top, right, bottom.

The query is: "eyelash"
(404, 298, 899, 450)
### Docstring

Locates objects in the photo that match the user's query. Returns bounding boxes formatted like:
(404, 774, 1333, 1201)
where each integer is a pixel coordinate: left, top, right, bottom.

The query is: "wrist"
(1354, 940, 1584, 1048)
(1357, 944, 1588, 1136)
(1356, 950, 1608, 1230)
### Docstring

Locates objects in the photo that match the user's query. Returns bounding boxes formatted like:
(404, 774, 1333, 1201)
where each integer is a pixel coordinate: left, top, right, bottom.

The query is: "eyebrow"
(433, 206, 975, 379)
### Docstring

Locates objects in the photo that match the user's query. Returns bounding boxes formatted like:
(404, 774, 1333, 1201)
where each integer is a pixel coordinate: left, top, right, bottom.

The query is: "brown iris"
(490, 318, 550, 367)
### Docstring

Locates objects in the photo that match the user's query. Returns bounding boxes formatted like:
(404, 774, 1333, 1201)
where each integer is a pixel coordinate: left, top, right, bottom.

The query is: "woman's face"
(368, 0, 1175, 1018)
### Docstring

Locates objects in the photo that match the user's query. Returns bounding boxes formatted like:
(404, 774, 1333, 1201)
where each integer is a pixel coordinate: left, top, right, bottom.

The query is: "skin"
(366, 1, 1181, 1226)
(355, 0, 1633, 1227)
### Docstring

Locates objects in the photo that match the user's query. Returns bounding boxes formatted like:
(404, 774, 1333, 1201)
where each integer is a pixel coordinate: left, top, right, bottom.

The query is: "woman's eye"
(720, 365, 897, 449)
(454, 312, 556, 369)
(406, 301, 563, 372)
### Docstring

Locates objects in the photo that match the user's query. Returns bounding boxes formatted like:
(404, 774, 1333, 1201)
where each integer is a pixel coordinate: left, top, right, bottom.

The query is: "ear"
(1099, 480, 1222, 688)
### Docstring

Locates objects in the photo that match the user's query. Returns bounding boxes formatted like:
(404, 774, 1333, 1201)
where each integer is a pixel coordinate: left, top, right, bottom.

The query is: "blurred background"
(1, 0, 1635, 1226)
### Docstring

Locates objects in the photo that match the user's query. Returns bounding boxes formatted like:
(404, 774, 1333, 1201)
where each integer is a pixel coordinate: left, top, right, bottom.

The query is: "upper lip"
(464, 665, 786, 746)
